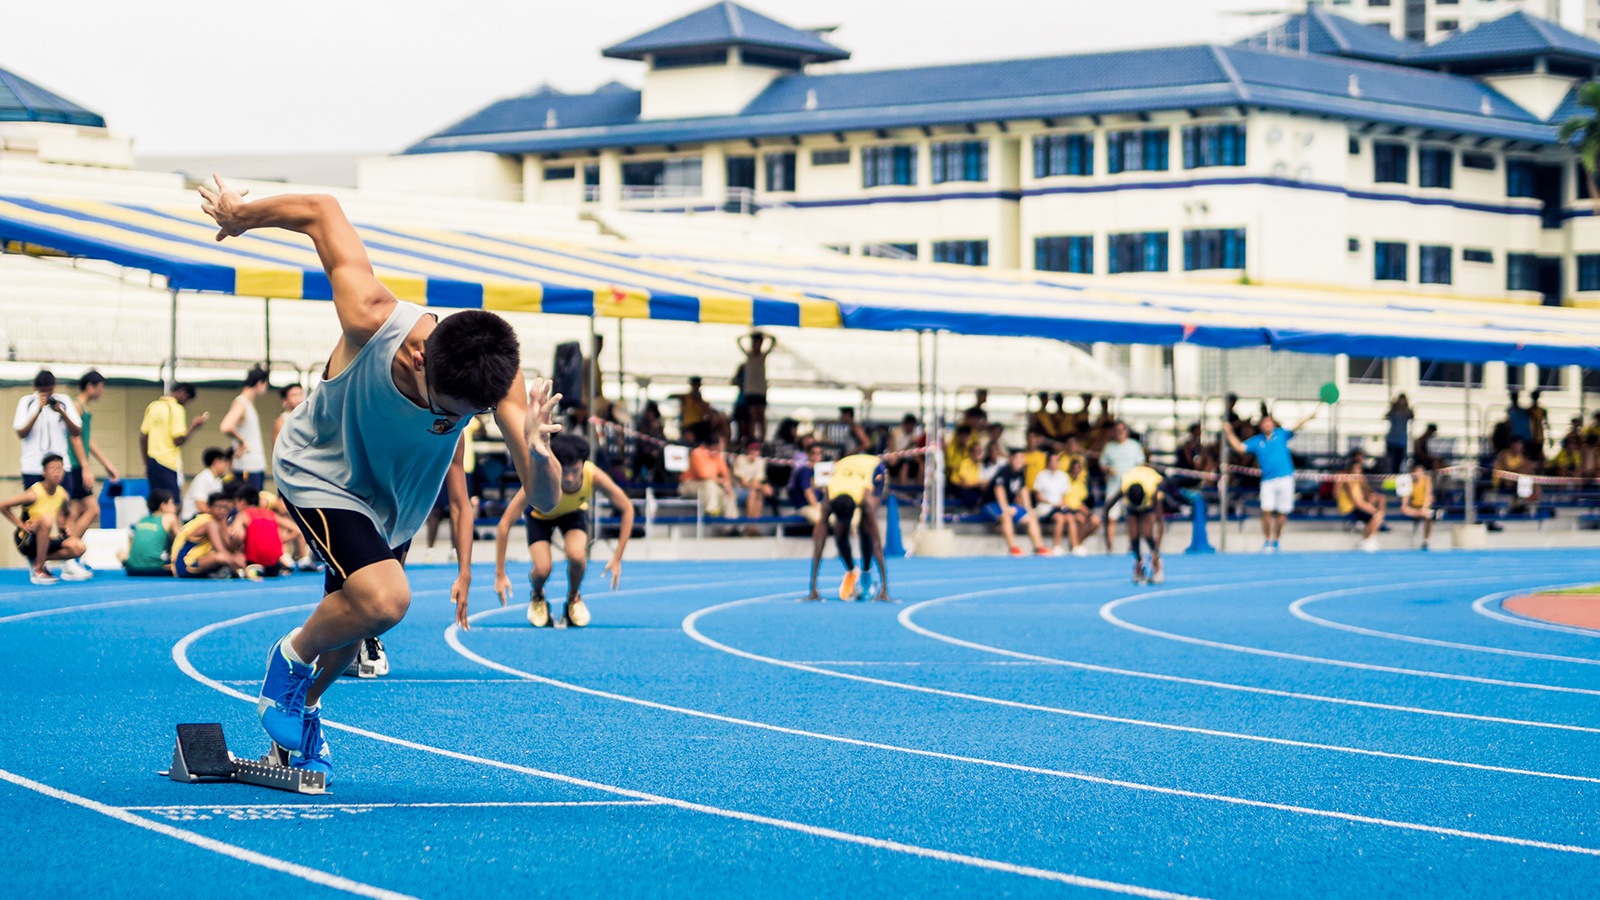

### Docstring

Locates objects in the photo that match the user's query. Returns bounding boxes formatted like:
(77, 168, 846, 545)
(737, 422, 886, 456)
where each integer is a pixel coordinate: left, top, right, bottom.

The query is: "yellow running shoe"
(839, 568, 860, 601)
(564, 596, 591, 628)
(527, 594, 551, 628)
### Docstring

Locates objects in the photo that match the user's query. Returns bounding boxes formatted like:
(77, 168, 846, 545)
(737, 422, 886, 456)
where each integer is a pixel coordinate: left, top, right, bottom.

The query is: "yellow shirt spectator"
(1023, 449, 1049, 488)
(141, 396, 188, 473)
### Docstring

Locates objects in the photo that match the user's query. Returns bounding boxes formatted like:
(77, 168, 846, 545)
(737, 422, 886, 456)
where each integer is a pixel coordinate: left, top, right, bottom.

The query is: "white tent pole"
(166, 287, 178, 392)
(1464, 375, 1476, 526)
(931, 331, 945, 532)
(588, 312, 599, 542)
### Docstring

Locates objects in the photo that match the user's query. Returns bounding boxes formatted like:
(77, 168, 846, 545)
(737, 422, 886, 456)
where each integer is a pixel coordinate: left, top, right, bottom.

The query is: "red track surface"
(1504, 593, 1600, 631)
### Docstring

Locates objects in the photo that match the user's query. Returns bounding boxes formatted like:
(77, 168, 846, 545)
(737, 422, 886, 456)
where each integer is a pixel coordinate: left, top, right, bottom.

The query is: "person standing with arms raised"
(1223, 406, 1320, 553)
(199, 176, 563, 782)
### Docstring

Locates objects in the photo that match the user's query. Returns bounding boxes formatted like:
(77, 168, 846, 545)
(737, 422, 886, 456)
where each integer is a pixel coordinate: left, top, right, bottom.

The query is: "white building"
(1310, 0, 1562, 42)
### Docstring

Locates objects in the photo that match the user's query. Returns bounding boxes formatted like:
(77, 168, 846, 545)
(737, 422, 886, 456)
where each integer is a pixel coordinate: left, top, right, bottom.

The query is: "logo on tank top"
(431, 418, 456, 435)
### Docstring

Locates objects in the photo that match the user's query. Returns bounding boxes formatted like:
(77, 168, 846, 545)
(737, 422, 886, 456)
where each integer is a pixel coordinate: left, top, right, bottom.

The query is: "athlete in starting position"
(493, 433, 635, 628)
(1102, 463, 1167, 585)
(806, 453, 895, 602)
(200, 176, 562, 781)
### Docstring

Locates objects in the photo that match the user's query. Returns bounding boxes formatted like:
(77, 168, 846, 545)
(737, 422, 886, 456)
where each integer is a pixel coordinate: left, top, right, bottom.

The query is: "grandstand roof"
(0, 65, 105, 128)
(407, 42, 1553, 155)
(602, 1, 848, 62)
(1406, 10, 1600, 67)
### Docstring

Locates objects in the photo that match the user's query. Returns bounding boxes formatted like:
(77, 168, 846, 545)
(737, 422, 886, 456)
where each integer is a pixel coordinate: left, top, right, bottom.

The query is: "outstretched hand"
(523, 377, 563, 459)
(452, 573, 472, 630)
(198, 175, 251, 242)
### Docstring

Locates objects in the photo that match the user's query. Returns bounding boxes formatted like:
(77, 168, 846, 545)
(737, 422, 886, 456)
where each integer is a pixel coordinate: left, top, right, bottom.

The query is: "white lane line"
(788, 660, 1051, 666)
(0, 584, 306, 625)
(0, 767, 419, 900)
(1290, 580, 1600, 665)
(454, 598, 1600, 858)
(900, 583, 1600, 735)
(122, 800, 662, 811)
(681, 596, 1600, 787)
(179, 605, 1205, 900)
(220, 679, 527, 686)
(1101, 579, 1600, 698)
(1473, 588, 1600, 639)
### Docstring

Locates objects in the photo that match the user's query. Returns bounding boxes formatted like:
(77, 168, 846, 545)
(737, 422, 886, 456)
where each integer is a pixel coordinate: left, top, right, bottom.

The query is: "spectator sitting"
(1028, 391, 1055, 439)
(121, 489, 178, 577)
(1493, 438, 1540, 511)
(171, 491, 246, 578)
(1585, 411, 1600, 445)
(790, 443, 826, 524)
(181, 447, 233, 522)
(732, 441, 773, 535)
(680, 434, 736, 518)
(2, 453, 90, 585)
(887, 414, 923, 485)
(1550, 435, 1582, 478)
(1176, 423, 1216, 485)
(673, 376, 713, 441)
(231, 485, 286, 577)
(839, 406, 871, 454)
(1583, 433, 1600, 482)
(951, 439, 986, 509)
(1333, 455, 1385, 552)
(1399, 462, 1439, 551)
(978, 437, 1006, 486)
(1032, 450, 1099, 556)
(987, 448, 1049, 556)
(1022, 431, 1050, 490)
(945, 424, 976, 486)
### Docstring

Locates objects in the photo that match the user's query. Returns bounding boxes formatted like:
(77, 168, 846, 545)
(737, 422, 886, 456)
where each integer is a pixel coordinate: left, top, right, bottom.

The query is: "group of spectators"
(6, 366, 316, 584)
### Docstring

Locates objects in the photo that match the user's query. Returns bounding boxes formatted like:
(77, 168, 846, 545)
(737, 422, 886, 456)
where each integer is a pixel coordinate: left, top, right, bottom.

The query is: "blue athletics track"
(2, 548, 1599, 899)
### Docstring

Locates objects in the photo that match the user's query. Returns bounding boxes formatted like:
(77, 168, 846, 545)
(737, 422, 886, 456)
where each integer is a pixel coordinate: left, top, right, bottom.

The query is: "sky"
(0, 0, 1580, 157)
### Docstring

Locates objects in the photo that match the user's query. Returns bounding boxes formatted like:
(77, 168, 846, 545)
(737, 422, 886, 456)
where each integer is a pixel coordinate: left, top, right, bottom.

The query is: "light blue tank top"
(272, 301, 468, 548)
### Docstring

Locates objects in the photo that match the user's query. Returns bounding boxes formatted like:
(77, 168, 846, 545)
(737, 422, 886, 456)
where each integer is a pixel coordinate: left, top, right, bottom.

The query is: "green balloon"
(1319, 383, 1340, 404)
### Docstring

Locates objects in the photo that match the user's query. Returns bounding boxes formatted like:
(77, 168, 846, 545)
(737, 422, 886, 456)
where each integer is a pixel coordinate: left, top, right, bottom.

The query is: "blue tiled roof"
(406, 42, 1557, 156)
(1549, 84, 1589, 125)
(1237, 9, 1420, 63)
(426, 84, 641, 140)
(1407, 10, 1600, 64)
(0, 65, 104, 128)
(603, 1, 848, 62)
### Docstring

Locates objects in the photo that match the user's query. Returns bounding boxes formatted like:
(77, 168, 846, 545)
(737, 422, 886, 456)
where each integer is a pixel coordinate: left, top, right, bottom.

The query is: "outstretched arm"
(446, 439, 474, 629)
(1293, 407, 1321, 433)
(494, 487, 526, 604)
(500, 374, 562, 516)
(199, 176, 394, 345)
(593, 469, 634, 590)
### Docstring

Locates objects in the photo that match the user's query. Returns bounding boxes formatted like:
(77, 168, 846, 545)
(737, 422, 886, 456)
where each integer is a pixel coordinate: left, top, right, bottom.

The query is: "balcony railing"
(620, 184, 701, 201)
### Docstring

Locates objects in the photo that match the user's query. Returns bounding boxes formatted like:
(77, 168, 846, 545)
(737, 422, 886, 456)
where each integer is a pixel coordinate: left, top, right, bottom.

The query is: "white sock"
(280, 628, 307, 665)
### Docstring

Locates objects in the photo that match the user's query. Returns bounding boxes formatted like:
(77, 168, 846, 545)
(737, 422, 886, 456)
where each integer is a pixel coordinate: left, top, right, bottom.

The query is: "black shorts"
(147, 462, 181, 500)
(283, 500, 411, 596)
(525, 509, 588, 544)
(62, 470, 93, 501)
(1348, 509, 1374, 524)
(14, 528, 64, 559)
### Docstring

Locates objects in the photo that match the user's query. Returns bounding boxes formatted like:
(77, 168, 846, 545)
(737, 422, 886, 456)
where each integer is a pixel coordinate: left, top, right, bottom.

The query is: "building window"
(862, 144, 918, 188)
(1461, 152, 1495, 171)
(1437, 19, 1458, 31)
(1368, 0, 1391, 6)
(1182, 123, 1246, 169)
(1347, 356, 1387, 385)
(932, 240, 989, 266)
(1374, 241, 1407, 281)
(1580, 254, 1600, 291)
(1035, 235, 1093, 273)
(1183, 228, 1246, 270)
(1507, 253, 1539, 291)
(1348, 237, 1361, 252)
(1107, 129, 1169, 174)
(1373, 142, 1408, 184)
(1462, 248, 1492, 264)
(931, 140, 989, 184)
(765, 152, 796, 192)
(1033, 133, 1093, 177)
(1108, 231, 1169, 274)
(1419, 359, 1483, 388)
(823, 244, 850, 255)
(1348, 137, 1360, 155)
(621, 157, 702, 194)
(652, 49, 729, 69)
(811, 148, 850, 166)
(543, 166, 575, 181)
(1539, 366, 1563, 389)
(863, 242, 918, 260)
(1578, 164, 1593, 200)
(1419, 245, 1452, 284)
(1506, 159, 1537, 198)
(1418, 147, 1452, 189)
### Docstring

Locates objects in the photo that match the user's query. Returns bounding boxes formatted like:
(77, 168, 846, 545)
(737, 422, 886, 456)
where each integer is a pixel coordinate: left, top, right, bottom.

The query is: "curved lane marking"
(1473, 588, 1600, 639)
(1100, 576, 1600, 698)
(173, 602, 1200, 899)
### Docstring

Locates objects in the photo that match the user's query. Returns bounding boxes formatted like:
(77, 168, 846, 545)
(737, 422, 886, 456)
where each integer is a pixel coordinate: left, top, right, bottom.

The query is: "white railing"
(582, 184, 600, 203)
(621, 184, 701, 201)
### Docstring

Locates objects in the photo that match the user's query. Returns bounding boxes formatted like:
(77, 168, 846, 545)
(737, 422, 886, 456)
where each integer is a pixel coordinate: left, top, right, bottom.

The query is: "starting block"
(343, 637, 390, 679)
(161, 723, 327, 794)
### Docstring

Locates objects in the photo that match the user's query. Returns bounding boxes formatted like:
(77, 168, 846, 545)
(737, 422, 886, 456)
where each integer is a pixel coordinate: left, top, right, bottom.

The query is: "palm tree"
(1558, 81, 1600, 212)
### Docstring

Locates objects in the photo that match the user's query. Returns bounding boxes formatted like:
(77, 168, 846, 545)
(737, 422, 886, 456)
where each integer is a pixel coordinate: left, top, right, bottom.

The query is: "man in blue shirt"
(1224, 407, 1320, 553)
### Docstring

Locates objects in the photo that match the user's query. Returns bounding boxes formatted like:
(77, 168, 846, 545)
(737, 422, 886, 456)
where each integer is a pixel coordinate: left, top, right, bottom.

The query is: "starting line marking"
(122, 800, 664, 821)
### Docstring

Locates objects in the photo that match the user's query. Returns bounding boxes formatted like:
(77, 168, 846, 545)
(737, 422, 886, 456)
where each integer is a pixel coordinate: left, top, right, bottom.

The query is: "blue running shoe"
(858, 569, 877, 602)
(291, 704, 333, 782)
(257, 631, 316, 752)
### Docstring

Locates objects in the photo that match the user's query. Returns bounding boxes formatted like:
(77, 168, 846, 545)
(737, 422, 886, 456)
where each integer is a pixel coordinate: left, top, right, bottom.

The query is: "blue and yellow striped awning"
(0, 195, 841, 329)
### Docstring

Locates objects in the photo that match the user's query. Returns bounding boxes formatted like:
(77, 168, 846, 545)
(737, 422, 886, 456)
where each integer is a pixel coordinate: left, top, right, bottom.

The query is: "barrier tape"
(589, 418, 936, 465)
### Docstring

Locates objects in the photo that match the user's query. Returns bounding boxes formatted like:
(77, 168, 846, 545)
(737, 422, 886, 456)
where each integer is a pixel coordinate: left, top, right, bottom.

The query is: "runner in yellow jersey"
(806, 453, 894, 602)
(1101, 464, 1169, 585)
(1, 454, 89, 585)
(495, 433, 635, 628)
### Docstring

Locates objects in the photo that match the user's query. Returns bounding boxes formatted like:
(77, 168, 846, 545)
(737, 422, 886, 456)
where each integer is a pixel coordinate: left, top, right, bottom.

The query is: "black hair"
(78, 370, 104, 391)
(279, 383, 302, 399)
(147, 489, 173, 512)
(34, 369, 55, 390)
(424, 310, 520, 410)
(40, 453, 63, 469)
(549, 433, 589, 468)
(839, 406, 855, 418)
(202, 447, 230, 468)
(237, 485, 261, 506)
(173, 382, 197, 399)
(206, 492, 229, 507)
(1125, 483, 1146, 509)
(245, 366, 269, 389)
